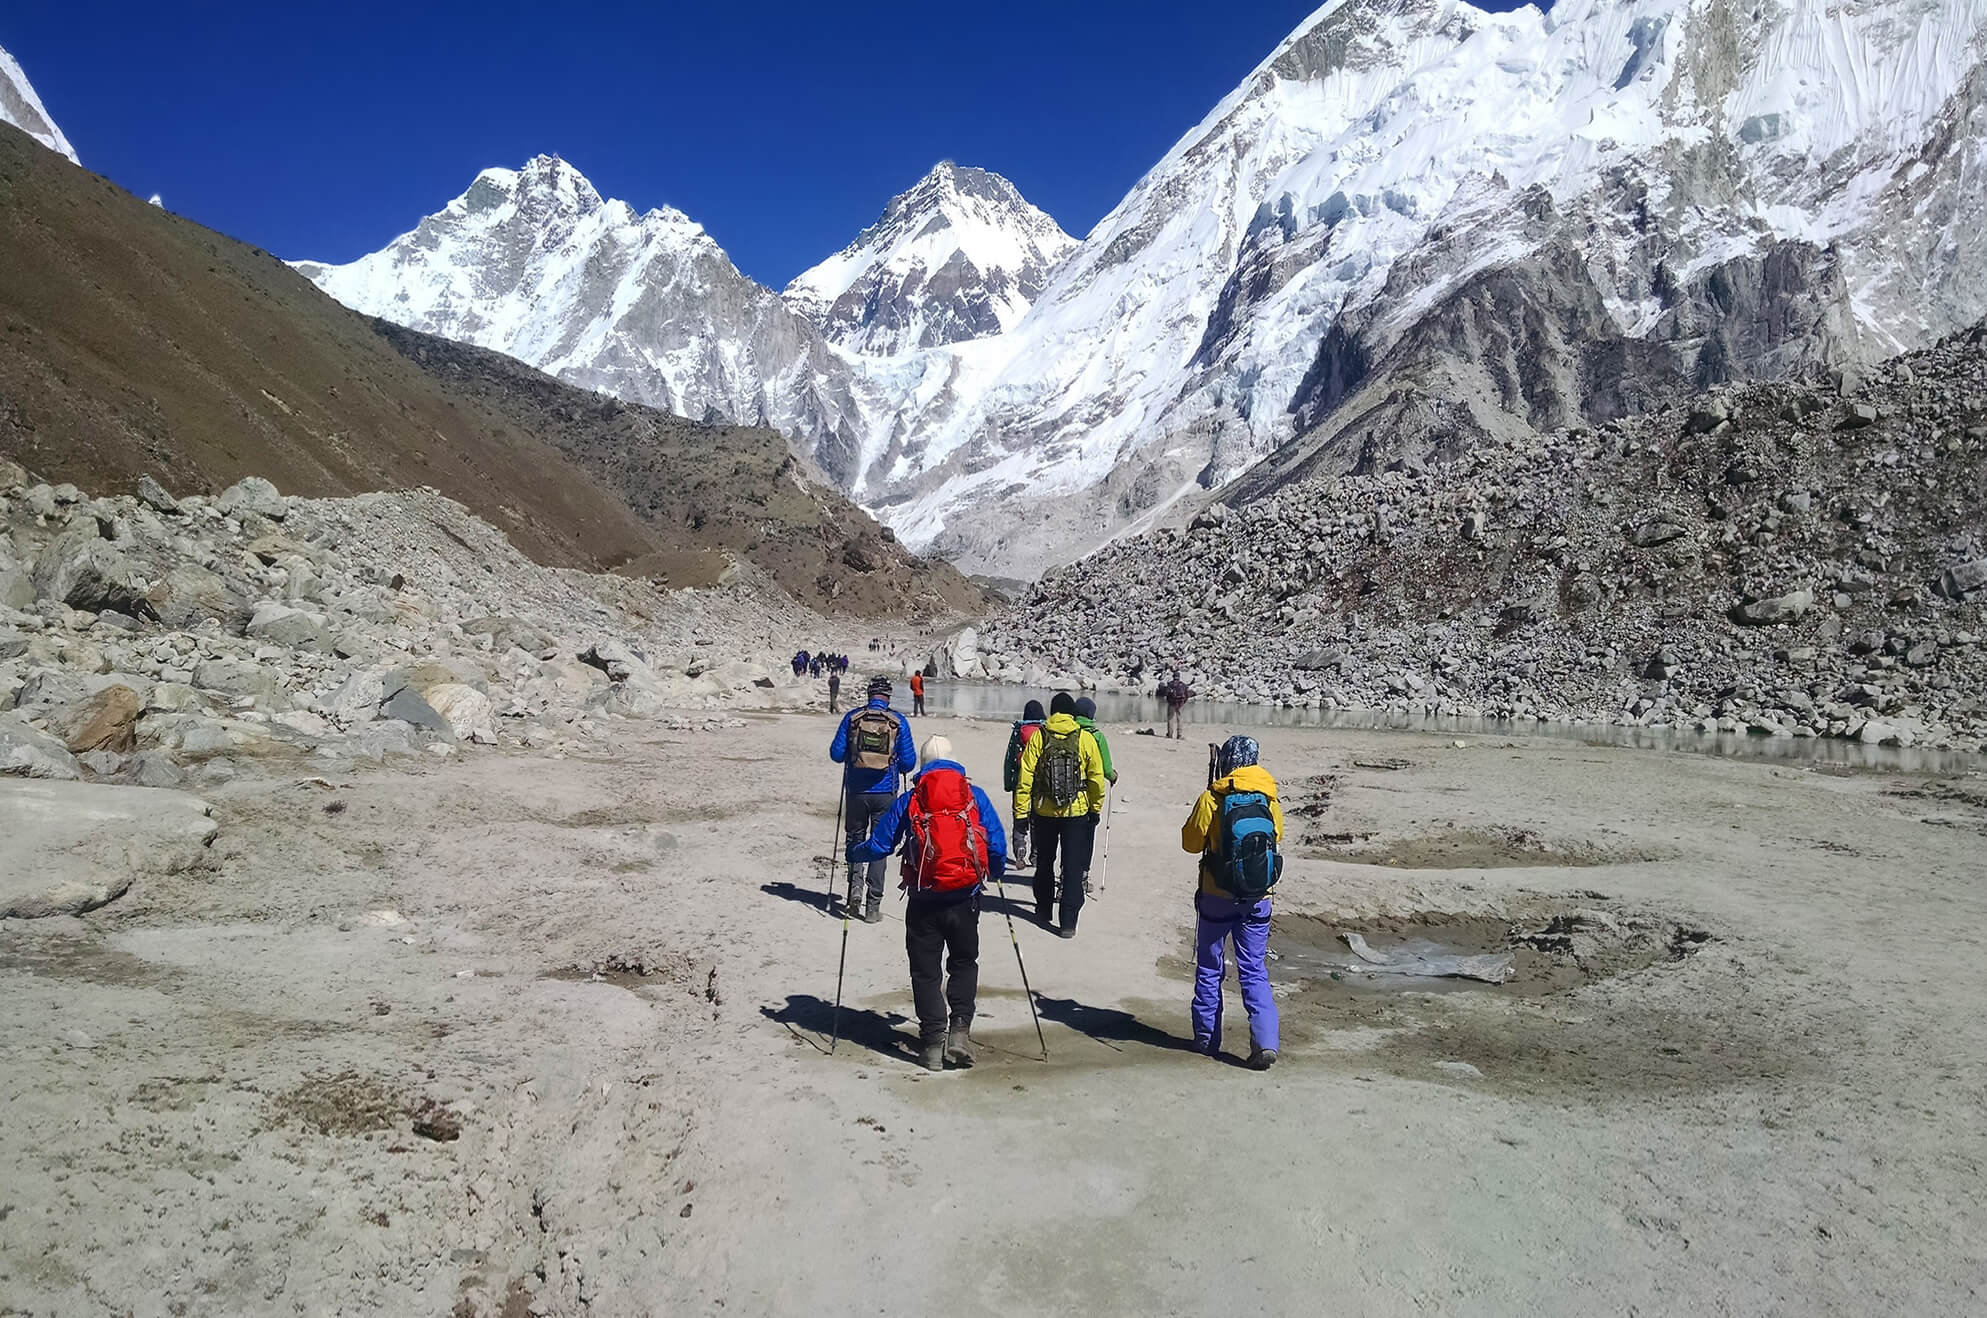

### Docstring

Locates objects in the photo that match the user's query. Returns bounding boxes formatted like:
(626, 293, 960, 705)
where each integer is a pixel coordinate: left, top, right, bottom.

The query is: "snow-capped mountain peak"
(0, 42, 79, 164)
(858, 0, 1987, 575)
(301, 0, 1987, 580)
(784, 161, 1076, 354)
(294, 155, 861, 475)
(472, 154, 604, 219)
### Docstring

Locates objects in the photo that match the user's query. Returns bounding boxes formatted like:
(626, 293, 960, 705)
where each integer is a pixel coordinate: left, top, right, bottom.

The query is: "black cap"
(1049, 691, 1077, 717)
(1022, 698, 1046, 722)
(1073, 696, 1097, 720)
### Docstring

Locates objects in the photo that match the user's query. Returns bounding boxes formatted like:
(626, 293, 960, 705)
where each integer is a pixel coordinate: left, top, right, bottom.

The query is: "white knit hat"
(920, 734, 953, 767)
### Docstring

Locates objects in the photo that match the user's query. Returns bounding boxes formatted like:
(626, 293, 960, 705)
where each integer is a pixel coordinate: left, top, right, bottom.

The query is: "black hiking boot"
(944, 1026, 974, 1068)
(1247, 1047, 1279, 1071)
(920, 1043, 944, 1072)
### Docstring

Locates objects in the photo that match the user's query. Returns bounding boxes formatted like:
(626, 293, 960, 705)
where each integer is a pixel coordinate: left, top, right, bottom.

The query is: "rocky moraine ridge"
(0, 462, 828, 807)
(970, 324, 1987, 751)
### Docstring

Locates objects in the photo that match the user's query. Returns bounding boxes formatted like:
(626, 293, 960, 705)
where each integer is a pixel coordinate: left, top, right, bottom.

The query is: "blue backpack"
(1217, 789, 1282, 901)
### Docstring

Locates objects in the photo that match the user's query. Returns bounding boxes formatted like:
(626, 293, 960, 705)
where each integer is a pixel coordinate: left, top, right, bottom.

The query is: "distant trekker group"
(794, 650, 850, 679)
(829, 674, 1283, 1072)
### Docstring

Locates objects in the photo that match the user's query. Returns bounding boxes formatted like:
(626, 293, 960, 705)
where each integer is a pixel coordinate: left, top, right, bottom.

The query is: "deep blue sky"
(4, 2, 1541, 286)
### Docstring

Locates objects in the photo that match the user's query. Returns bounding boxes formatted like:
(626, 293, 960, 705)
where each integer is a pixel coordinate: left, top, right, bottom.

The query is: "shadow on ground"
(1034, 995, 1198, 1055)
(762, 994, 920, 1064)
(761, 882, 835, 915)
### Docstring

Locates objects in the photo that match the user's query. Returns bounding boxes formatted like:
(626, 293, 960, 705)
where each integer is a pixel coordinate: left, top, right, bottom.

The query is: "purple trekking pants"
(1192, 891, 1278, 1055)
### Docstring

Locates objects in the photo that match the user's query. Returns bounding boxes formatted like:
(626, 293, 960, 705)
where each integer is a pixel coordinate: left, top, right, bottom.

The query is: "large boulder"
(320, 668, 387, 726)
(108, 750, 188, 790)
(245, 601, 334, 653)
(215, 476, 288, 520)
(1935, 559, 1987, 600)
(0, 564, 31, 611)
(0, 714, 82, 780)
(0, 781, 217, 918)
(13, 668, 144, 711)
(940, 627, 984, 680)
(30, 528, 157, 620)
(46, 684, 143, 754)
(462, 616, 555, 655)
(191, 657, 290, 709)
(134, 474, 181, 514)
(388, 657, 487, 697)
(1626, 520, 1688, 549)
(1730, 590, 1815, 627)
(593, 681, 672, 719)
(423, 683, 495, 742)
(137, 713, 281, 759)
(578, 640, 657, 686)
(380, 686, 451, 735)
(150, 563, 251, 633)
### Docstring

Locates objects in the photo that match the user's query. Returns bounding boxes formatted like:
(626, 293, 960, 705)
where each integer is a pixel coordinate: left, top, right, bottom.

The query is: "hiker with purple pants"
(1180, 735, 1283, 1069)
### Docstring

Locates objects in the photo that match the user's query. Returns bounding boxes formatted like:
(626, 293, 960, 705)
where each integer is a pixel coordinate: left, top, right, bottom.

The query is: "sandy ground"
(3, 709, 1985, 1316)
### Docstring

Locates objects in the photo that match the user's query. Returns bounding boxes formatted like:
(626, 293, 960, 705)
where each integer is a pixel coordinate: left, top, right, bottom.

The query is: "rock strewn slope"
(978, 323, 1987, 751)
(0, 462, 828, 797)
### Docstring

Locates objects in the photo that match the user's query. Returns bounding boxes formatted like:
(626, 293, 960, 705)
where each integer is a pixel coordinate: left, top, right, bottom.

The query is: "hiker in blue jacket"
(830, 676, 917, 922)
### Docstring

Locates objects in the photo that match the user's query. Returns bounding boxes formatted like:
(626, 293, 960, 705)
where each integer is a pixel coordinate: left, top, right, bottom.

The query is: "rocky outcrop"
(977, 321, 1987, 751)
(0, 781, 217, 918)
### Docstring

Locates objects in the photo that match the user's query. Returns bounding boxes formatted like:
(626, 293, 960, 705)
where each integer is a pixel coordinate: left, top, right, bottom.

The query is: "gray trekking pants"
(845, 789, 895, 906)
(1166, 706, 1185, 739)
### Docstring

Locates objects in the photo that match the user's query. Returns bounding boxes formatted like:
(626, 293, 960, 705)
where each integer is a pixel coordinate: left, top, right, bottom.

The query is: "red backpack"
(903, 766, 990, 893)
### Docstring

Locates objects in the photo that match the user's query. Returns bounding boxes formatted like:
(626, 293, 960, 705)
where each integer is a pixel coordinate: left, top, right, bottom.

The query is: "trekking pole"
(994, 870, 1049, 1060)
(829, 904, 850, 1054)
(1096, 788, 1113, 891)
(826, 774, 847, 914)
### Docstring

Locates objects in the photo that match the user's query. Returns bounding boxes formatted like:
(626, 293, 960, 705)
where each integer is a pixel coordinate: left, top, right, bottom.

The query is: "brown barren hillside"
(0, 125, 661, 571)
(372, 323, 984, 619)
(0, 123, 981, 616)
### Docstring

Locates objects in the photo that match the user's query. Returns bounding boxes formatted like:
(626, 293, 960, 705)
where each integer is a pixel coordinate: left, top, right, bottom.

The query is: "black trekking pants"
(1031, 815, 1096, 933)
(906, 895, 979, 1045)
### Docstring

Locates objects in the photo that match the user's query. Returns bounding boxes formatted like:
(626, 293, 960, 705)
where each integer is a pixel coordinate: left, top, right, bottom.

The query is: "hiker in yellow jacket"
(1012, 691, 1107, 938)
(1180, 735, 1284, 1068)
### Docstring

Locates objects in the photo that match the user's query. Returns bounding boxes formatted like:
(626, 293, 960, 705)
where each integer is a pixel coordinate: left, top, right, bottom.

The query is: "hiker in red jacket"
(850, 735, 1009, 1071)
